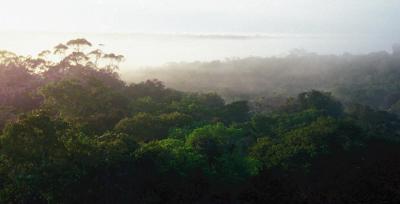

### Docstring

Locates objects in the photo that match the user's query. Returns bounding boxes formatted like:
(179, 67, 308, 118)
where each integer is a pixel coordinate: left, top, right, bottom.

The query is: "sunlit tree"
(66, 38, 92, 52)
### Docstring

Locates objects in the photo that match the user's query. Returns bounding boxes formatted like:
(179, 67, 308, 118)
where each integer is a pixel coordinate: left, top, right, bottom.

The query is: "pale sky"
(1, 0, 399, 68)
(0, 0, 399, 35)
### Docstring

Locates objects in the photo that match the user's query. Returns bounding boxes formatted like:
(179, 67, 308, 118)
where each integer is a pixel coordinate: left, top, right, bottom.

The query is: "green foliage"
(212, 154, 260, 184)
(186, 123, 245, 163)
(1, 41, 400, 203)
(126, 79, 182, 103)
(251, 117, 363, 170)
(186, 123, 259, 184)
(94, 132, 139, 163)
(114, 112, 192, 142)
(169, 93, 225, 121)
(129, 96, 161, 114)
(0, 111, 142, 203)
(0, 106, 16, 130)
(114, 113, 163, 142)
(220, 100, 250, 123)
(0, 111, 71, 202)
(284, 90, 344, 117)
(41, 78, 128, 133)
(134, 139, 206, 175)
(159, 112, 193, 127)
(347, 103, 400, 141)
(250, 108, 325, 139)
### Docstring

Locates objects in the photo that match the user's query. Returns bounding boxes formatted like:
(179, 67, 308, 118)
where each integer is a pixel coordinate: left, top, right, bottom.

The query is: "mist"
(2, 1, 400, 203)
(0, 32, 398, 70)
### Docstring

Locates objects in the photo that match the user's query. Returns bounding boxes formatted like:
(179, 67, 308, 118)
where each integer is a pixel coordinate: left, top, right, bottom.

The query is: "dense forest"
(130, 46, 400, 115)
(1, 39, 400, 203)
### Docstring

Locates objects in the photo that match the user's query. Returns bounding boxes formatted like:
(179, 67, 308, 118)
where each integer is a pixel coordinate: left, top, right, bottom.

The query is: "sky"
(0, 0, 399, 69)
(0, 0, 399, 35)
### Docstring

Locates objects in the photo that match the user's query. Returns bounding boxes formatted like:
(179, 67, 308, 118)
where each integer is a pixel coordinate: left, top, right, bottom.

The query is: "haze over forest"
(1, 1, 400, 203)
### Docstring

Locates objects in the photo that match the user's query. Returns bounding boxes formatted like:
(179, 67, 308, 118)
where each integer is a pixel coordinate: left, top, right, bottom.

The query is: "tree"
(0, 106, 16, 130)
(38, 50, 51, 59)
(0, 58, 43, 111)
(251, 117, 363, 171)
(132, 138, 208, 203)
(0, 111, 71, 202)
(103, 53, 124, 70)
(114, 112, 191, 143)
(40, 78, 128, 133)
(114, 113, 165, 142)
(348, 103, 400, 141)
(296, 90, 343, 117)
(53, 43, 68, 57)
(159, 112, 193, 128)
(66, 38, 92, 52)
(186, 123, 259, 190)
(221, 100, 250, 123)
(88, 49, 103, 66)
(170, 93, 225, 121)
(64, 51, 90, 66)
(186, 123, 245, 165)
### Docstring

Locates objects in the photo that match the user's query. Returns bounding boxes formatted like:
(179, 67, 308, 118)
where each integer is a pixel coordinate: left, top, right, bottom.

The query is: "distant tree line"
(129, 48, 400, 116)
